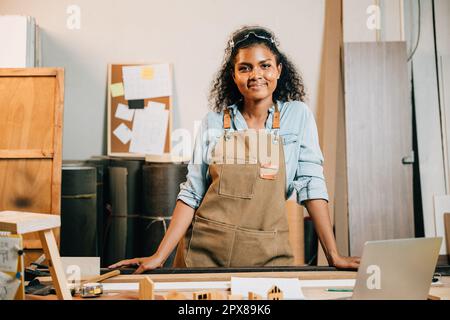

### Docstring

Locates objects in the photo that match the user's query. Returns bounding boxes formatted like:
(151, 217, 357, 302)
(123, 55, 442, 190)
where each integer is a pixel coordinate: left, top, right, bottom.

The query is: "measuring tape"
(80, 283, 103, 298)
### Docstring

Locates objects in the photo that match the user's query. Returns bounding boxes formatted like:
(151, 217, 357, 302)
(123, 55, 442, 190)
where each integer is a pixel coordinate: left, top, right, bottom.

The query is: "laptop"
(348, 237, 442, 300)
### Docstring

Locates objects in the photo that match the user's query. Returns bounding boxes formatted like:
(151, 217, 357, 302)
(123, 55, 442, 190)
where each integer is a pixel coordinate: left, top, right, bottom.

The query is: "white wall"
(0, 0, 326, 160)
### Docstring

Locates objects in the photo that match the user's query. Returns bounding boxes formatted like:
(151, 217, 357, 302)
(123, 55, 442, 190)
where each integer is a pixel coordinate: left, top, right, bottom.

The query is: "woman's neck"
(241, 98, 274, 127)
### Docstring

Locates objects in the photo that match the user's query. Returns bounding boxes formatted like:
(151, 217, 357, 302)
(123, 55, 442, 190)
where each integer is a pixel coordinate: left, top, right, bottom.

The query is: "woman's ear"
(277, 63, 282, 79)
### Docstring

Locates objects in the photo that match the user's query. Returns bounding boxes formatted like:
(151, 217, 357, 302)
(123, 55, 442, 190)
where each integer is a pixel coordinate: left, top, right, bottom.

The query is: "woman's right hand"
(108, 255, 164, 274)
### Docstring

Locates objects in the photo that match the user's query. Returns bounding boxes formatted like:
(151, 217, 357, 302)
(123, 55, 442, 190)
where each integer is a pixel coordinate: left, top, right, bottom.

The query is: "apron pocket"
(218, 164, 258, 199)
(185, 215, 235, 267)
(229, 227, 277, 267)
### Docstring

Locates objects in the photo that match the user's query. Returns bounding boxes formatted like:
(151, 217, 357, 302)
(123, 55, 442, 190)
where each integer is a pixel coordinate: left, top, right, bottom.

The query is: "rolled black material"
(60, 166, 97, 257)
(140, 163, 188, 266)
(85, 157, 111, 266)
(103, 159, 144, 266)
(142, 163, 188, 217)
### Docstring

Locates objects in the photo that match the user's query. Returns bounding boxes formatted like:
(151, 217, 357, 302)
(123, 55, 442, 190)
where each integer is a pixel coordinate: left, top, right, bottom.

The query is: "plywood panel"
(0, 76, 55, 150)
(344, 42, 414, 256)
(0, 68, 64, 249)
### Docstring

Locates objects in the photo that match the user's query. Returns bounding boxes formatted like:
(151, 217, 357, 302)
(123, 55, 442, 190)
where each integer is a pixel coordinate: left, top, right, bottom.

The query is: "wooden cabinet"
(0, 68, 64, 249)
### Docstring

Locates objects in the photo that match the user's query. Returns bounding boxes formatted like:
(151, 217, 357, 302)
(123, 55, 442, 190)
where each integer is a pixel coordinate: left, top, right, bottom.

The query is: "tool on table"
(77, 270, 120, 298)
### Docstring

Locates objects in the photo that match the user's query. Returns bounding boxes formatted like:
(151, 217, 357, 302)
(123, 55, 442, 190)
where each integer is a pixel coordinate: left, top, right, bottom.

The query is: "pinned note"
(128, 99, 144, 109)
(141, 66, 154, 80)
(0, 271, 20, 300)
(130, 102, 169, 155)
(0, 236, 20, 273)
(122, 64, 172, 100)
(110, 82, 125, 98)
(115, 103, 135, 122)
(113, 123, 132, 144)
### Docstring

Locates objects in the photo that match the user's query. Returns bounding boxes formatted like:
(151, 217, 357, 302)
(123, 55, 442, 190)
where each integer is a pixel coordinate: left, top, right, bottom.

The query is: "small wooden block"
(139, 277, 154, 300)
(0, 211, 60, 234)
(227, 294, 243, 300)
(267, 285, 284, 300)
(166, 291, 187, 300)
(248, 292, 263, 300)
(193, 291, 211, 300)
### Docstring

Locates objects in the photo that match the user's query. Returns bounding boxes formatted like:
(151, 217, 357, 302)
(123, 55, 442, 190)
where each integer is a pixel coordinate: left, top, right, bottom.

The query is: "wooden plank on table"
(139, 277, 154, 300)
(0, 211, 60, 234)
(343, 42, 414, 256)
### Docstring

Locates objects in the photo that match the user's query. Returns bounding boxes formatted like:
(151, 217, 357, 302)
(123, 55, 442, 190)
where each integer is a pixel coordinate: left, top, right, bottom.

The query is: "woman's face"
(232, 44, 282, 103)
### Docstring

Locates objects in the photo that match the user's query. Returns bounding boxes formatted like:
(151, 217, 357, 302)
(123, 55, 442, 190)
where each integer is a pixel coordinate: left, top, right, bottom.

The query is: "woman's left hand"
(330, 255, 361, 270)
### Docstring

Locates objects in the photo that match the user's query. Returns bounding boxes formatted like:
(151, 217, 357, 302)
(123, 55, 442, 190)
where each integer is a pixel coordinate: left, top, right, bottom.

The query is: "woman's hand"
(108, 255, 164, 274)
(330, 255, 361, 270)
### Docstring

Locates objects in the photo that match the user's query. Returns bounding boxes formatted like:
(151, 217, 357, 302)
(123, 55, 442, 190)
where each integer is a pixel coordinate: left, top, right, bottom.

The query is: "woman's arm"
(108, 200, 195, 273)
(304, 199, 360, 269)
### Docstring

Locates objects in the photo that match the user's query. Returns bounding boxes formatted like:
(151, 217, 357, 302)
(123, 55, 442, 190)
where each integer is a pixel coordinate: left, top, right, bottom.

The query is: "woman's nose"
(249, 67, 263, 79)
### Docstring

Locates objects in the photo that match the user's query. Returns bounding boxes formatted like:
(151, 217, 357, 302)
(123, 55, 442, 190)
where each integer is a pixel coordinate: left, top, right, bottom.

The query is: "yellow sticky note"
(110, 82, 124, 97)
(141, 66, 154, 80)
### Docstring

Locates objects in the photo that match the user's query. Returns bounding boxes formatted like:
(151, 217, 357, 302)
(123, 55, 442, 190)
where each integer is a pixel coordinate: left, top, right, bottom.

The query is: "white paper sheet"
(122, 64, 172, 100)
(231, 277, 305, 300)
(0, 236, 20, 272)
(115, 103, 135, 122)
(113, 123, 132, 144)
(0, 271, 20, 300)
(130, 104, 169, 155)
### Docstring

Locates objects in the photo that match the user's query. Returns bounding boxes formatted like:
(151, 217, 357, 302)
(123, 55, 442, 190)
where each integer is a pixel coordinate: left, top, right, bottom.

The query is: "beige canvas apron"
(173, 105, 294, 267)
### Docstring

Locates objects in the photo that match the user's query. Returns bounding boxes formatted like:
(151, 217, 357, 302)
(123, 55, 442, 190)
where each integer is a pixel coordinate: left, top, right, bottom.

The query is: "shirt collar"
(226, 101, 278, 115)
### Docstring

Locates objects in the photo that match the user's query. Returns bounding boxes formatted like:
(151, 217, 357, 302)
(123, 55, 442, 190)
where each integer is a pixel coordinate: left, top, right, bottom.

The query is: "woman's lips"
(248, 83, 267, 89)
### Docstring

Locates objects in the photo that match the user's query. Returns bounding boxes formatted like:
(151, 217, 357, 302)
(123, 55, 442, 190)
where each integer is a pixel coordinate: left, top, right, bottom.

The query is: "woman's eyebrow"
(236, 59, 273, 66)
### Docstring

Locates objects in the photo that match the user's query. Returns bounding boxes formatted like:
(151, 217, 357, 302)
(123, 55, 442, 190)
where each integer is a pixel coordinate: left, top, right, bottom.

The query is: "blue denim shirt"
(177, 100, 329, 209)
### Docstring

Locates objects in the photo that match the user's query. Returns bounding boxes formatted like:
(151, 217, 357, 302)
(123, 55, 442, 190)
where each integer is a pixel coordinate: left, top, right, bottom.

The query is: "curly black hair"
(209, 26, 307, 113)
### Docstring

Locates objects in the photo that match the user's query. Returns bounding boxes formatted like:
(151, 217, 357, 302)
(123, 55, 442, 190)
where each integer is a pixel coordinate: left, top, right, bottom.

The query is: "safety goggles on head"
(228, 31, 276, 50)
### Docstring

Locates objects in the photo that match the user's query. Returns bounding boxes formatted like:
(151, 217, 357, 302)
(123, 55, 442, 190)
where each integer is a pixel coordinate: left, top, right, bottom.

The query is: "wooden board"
(107, 63, 172, 158)
(316, 0, 344, 264)
(0, 68, 64, 249)
(0, 211, 60, 234)
(343, 42, 414, 256)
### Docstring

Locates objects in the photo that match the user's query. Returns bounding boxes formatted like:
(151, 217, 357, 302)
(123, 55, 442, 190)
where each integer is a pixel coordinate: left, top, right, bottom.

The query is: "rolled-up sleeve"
(292, 107, 329, 205)
(177, 118, 210, 210)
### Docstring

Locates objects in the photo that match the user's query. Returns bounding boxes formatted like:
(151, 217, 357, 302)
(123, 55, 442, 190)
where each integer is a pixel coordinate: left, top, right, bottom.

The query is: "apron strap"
(272, 103, 280, 130)
(223, 108, 231, 130)
(223, 103, 280, 130)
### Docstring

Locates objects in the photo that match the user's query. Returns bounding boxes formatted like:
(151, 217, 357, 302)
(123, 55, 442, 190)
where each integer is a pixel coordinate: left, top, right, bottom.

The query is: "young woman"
(110, 26, 360, 273)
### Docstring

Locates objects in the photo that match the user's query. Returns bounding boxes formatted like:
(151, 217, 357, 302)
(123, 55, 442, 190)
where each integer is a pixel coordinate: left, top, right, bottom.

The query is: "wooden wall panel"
(343, 42, 414, 256)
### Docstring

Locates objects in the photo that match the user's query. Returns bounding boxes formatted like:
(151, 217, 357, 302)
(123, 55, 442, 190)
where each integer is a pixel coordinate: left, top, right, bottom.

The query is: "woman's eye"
(262, 64, 271, 69)
(239, 66, 250, 72)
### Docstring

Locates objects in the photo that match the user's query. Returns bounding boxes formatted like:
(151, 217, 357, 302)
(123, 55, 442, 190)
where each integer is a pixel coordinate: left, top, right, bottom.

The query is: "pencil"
(325, 288, 353, 292)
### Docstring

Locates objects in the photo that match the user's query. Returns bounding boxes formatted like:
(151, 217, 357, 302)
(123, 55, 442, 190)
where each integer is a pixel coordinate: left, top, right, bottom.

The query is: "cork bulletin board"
(107, 63, 173, 158)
